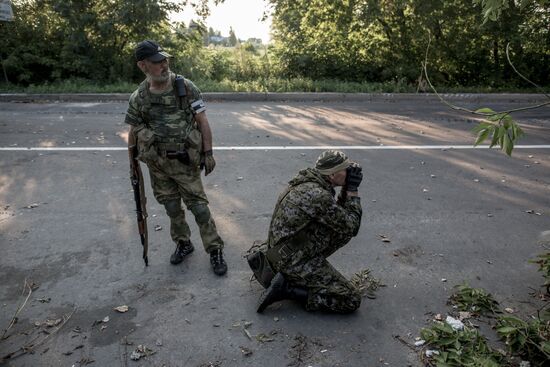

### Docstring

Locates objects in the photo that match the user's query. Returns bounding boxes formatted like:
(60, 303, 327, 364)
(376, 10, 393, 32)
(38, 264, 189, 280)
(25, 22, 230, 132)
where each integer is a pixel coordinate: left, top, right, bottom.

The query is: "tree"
(229, 26, 238, 46)
(0, 0, 214, 83)
(421, 0, 550, 155)
(266, 0, 548, 87)
(476, 0, 549, 22)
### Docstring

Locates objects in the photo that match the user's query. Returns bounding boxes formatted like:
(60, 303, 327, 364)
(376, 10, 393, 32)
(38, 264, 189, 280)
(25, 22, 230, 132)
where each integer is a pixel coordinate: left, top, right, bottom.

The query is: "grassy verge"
(0, 79, 137, 93)
(0, 78, 543, 94)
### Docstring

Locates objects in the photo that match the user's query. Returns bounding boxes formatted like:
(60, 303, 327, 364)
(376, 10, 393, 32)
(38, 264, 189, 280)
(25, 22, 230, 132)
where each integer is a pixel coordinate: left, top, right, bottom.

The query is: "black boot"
(257, 273, 308, 313)
(170, 240, 194, 265)
(210, 249, 227, 276)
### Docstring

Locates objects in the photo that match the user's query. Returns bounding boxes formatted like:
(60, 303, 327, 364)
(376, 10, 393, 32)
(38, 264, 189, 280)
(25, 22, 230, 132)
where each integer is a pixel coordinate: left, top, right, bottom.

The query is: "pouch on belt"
(246, 247, 276, 289)
(135, 126, 157, 164)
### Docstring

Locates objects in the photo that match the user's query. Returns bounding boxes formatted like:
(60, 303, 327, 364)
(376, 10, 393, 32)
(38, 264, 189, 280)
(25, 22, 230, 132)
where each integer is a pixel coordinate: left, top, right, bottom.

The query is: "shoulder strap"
(137, 79, 149, 103)
(174, 74, 191, 111)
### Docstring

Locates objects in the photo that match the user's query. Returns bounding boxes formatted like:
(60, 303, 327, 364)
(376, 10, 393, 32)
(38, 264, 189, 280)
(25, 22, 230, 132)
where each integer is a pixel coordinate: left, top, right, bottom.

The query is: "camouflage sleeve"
(287, 186, 362, 238)
(186, 79, 206, 115)
(124, 90, 142, 126)
(312, 191, 362, 238)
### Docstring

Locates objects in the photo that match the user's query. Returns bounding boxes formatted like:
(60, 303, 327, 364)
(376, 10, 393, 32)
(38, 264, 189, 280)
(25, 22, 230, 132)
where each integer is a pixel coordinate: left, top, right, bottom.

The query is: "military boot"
(257, 273, 308, 313)
(210, 248, 227, 276)
(170, 240, 194, 264)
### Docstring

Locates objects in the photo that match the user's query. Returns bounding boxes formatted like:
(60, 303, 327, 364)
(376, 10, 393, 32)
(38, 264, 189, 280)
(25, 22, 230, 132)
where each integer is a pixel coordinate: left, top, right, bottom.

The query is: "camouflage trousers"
(278, 255, 361, 314)
(146, 154, 224, 253)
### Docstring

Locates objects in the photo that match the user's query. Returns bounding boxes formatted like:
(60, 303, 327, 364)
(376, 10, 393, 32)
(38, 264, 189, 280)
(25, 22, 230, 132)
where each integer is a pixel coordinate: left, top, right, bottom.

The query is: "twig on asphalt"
(1, 279, 34, 341)
(243, 327, 252, 340)
(392, 334, 417, 351)
(0, 307, 76, 363)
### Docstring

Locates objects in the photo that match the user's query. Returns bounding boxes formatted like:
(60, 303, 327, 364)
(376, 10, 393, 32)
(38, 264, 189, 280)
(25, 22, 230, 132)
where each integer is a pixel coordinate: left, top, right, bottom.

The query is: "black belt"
(155, 142, 190, 164)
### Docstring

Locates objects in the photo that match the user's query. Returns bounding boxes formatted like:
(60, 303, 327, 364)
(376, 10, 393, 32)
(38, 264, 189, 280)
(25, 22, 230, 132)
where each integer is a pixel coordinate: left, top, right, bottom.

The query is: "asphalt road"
(0, 97, 549, 367)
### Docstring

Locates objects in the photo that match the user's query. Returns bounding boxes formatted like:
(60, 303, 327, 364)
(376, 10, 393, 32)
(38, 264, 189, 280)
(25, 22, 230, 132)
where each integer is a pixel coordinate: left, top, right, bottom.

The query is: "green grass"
(0, 77, 543, 94)
(195, 77, 417, 93)
(0, 79, 136, 93)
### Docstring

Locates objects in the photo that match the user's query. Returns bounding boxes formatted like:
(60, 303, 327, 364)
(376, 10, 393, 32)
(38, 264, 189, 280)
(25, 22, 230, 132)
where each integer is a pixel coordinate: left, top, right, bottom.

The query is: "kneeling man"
(249, 150, 364, 313)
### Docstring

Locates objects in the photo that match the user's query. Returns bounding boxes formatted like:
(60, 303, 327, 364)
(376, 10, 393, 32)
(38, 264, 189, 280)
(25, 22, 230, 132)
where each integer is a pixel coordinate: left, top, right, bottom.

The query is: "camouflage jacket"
(268, 168, 362, 260)
(124, 73, 206, 141)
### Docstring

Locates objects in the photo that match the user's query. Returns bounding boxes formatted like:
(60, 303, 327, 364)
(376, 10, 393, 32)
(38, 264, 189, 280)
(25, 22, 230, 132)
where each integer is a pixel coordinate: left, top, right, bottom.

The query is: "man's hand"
(200, 150, 216, 176)
(346, 165, 363, 192)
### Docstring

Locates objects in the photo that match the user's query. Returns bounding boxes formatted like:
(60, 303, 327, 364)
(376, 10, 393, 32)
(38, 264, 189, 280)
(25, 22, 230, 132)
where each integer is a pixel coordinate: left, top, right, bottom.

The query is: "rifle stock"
(128, 144, 149, 266)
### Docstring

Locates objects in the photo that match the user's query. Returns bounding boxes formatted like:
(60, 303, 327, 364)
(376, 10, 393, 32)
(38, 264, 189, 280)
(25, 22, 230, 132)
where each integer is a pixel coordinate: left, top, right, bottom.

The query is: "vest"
(135, 74, 197, 142)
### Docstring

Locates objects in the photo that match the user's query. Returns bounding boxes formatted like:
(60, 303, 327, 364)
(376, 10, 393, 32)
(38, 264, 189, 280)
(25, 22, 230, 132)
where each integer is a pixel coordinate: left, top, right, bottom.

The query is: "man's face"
(329, 169, 347, 187)
(138, 58, 170, 83)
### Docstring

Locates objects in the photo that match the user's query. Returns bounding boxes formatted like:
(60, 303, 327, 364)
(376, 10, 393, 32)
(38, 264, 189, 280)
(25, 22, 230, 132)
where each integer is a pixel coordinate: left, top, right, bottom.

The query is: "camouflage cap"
(315, 150, 350, 175)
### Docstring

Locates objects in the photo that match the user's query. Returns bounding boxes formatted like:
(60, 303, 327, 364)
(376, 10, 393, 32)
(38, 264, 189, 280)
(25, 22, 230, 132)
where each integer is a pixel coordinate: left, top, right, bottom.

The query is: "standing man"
(125, 40, 227, 275)
(248, 150, 364, 313)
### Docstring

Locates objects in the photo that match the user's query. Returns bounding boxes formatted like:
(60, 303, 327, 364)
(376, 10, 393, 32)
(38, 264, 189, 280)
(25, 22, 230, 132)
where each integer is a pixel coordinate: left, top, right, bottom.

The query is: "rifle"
(128, 143, 149, 266)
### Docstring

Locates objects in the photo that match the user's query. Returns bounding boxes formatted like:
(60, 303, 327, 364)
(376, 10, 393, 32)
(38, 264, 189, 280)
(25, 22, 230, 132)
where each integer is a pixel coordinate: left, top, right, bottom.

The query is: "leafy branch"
(421, 34, 550, 156)
(475, 0, 550, 24)
(530, 252, 550, 294)
(422, 283, 550, 366)
(496, 315, 550, 364)
(448, 283, 500, 316)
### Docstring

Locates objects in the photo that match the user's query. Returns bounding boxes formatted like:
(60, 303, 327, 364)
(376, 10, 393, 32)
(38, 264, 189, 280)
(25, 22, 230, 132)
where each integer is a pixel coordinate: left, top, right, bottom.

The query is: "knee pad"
(164, 199, 183, 218)
(190, 204, 211, 224)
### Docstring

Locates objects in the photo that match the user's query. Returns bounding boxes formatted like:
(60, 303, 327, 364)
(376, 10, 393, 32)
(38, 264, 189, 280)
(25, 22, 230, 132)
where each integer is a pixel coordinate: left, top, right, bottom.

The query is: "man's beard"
(146, 67, 171, 83)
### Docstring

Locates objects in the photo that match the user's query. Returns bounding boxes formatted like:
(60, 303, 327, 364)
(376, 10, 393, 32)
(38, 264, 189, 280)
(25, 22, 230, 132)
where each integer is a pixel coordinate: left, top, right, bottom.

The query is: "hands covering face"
(345, 163, 363, 192)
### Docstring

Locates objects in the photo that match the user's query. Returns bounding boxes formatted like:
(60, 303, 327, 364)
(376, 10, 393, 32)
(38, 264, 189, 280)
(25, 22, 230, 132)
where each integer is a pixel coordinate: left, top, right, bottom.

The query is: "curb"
(0, 92, 547, 103)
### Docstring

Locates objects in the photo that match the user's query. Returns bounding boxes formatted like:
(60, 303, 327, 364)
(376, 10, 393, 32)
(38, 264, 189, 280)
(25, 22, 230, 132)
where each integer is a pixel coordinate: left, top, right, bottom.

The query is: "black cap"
(135, 40, 172, 62)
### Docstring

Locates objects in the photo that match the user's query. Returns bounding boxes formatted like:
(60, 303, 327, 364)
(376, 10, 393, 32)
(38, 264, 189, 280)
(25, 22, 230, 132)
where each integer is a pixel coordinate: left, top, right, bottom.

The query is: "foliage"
(471, 108, 524, 156)
(0, 0, 223, 84)
(350, 268, 385, 299)
(496, 315, 550, 366)
(0, 78, 137, 93)
(267, 0, 550, 88)
(448, 284, 500, 316)
(475, 0, 549, 23)
(2, 78, 543, 94)
(530, 252, 550, 293)
(3, 77, 545, 94)
(421, 281, 550, 366)
(420, 321, 507, 366)
(228, 26, 237, 47)
(2, 0, 548, 90)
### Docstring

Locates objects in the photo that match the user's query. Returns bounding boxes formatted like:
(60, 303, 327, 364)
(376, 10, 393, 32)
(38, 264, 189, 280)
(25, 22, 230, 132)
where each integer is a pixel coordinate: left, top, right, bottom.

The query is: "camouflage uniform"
(264, 167, 362, 313)
(125, 72, 224, 253)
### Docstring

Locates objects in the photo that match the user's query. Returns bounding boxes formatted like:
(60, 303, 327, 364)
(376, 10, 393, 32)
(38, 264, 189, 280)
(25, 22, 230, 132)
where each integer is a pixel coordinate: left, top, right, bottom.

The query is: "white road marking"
(0, 145, 549, 151)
